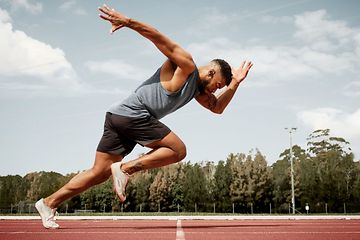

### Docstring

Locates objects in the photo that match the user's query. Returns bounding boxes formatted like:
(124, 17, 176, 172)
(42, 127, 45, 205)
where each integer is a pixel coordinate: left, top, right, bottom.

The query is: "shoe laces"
(46, 209, 58, 222)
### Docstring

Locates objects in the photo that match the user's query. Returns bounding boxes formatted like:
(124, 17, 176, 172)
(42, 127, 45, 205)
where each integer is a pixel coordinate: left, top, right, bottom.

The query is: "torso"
(108, 62, 200, 120)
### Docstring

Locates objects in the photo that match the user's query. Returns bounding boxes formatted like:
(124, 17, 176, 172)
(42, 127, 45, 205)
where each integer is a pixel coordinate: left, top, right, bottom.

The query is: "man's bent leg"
(110, 131, 185, 202)
(44, 151, 123, 209)
(121, 131, 186, 175)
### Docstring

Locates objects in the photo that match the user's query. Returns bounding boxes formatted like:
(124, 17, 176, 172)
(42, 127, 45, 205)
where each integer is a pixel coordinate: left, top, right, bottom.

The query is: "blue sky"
(1, 0, 360, 176)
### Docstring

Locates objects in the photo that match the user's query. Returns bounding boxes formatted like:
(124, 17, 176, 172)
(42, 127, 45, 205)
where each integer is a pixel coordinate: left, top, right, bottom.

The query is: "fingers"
(98, 4, 115, 18)
(98, 6, 111, 22)
(102, 4, 112, 12)
(237, 61, 253, 70)
(242, 61, 253, 70)
(99, 14, 111, 21)
(99, 4, 126, 34)
(235, 61, 253, 72)
(239, 61, 245, 69)
(98, 4, 117, 26)
(98, 5, 110, 15)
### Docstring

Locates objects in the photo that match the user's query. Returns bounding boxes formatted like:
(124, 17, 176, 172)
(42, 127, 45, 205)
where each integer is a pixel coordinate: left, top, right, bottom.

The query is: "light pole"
(285, 127, 296, 214)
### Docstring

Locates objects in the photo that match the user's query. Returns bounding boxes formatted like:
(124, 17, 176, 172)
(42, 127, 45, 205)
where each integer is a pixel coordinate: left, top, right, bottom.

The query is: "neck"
(197, 65, 210, 82)
(196, 65, 210, 94)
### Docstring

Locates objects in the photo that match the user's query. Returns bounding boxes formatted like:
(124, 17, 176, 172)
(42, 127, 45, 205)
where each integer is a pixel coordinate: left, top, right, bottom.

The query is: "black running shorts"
(97, 112, 171, 156)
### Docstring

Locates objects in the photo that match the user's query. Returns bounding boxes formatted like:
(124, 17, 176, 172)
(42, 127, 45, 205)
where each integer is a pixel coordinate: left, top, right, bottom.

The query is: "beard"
(198, 79, 209, 94)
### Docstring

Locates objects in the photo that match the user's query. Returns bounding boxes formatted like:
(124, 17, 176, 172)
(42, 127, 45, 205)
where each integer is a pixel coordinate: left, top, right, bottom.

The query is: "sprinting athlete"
(35, 4, 253, 229)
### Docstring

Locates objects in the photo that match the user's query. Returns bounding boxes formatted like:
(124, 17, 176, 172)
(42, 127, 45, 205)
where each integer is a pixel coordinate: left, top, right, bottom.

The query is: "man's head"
(198, 59, 233, 94)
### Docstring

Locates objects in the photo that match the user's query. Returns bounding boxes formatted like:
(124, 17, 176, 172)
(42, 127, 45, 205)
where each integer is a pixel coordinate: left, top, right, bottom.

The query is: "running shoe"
(111, 162, 129, 203)
(35, 198, 59, 229)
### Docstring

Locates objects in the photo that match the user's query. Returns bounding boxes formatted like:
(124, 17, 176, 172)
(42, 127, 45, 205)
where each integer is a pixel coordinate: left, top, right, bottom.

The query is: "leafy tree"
(306, 129, 355, 212)
(127, 170, 154, 212)
(201, 161, 216, 204)
(25, 171, 65, 202)
(182, 162, 208, 212)
(229, 153, 247, 212)
(351, 162, 360, 211)
(148, 164, 184, 212)
(274, 145, 307, 213)
(80, 178, 114, 212)
(213, 160, 232, 212)
(0, 175, 28, 209)
(2, 132, 359, 214)
(229, 151, 272, 213)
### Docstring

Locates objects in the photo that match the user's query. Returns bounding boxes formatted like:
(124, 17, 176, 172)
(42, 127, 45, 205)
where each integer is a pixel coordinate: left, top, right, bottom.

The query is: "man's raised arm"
(98, 4, 195, 75)
(196, 61, 253, 114)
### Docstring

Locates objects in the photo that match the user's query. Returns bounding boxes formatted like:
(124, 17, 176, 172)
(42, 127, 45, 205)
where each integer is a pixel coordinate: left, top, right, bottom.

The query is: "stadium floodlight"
(285, 127, 297, 214)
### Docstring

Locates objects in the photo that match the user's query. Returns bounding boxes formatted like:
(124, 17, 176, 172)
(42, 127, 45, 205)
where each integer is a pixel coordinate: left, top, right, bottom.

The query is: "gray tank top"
(108, 66, 200, 119)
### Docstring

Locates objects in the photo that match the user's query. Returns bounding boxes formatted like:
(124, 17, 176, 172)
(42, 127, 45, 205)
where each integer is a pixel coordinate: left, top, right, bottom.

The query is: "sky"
(0, 0, 360, 176)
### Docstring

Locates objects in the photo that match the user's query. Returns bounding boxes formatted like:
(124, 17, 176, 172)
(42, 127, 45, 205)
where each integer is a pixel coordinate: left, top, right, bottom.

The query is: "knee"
(91, 166, 111, 182)
(175, 143, 187, 162)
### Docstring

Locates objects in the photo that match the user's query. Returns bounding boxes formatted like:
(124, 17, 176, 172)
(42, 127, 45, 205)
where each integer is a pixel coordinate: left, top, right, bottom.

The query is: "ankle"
(44, 197, 56, 209)
(120, 163, 132, 176)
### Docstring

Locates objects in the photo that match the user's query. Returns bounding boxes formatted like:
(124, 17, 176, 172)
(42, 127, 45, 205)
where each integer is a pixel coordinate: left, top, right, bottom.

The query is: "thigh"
(92, 151, 123, 176)
(97, 112, 137, 156)
(111, 113, 171, 146)
(145, 131, 185, 152)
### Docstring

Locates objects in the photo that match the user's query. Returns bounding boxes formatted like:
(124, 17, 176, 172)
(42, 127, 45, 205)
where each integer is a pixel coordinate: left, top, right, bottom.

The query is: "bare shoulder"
(160, 59, 196, 92)
(160, 60, 177, 82)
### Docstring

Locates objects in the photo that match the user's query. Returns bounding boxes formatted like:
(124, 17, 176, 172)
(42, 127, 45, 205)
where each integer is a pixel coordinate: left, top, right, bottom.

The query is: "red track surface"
(1, 219, 360, 240)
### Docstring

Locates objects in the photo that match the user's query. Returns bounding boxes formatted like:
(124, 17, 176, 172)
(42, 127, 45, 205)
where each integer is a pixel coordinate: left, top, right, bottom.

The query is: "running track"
(1, 218, 360, 240)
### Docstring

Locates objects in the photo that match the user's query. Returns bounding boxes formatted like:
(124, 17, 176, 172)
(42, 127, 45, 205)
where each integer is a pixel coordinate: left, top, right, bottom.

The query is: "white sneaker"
(35, 198, 59, 229)
(111, 162, 129, 203)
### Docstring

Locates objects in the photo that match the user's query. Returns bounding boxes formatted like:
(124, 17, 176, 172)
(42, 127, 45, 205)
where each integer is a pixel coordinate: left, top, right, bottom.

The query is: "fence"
(0, 201, 355, 215)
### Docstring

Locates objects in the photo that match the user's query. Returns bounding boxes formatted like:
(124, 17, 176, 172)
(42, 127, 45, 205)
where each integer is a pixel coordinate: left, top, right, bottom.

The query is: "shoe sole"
(111, 163, 127, 203)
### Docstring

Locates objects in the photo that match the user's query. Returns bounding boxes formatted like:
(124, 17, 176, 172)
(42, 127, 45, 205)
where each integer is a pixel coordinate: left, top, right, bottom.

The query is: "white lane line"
(176, 219, 185, 240)
(1, 231, 360, 235)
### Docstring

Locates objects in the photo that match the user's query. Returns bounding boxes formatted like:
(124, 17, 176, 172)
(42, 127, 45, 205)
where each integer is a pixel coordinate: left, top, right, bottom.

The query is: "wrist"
(228, 79, 240, 90)
(124, 17, 132, 27)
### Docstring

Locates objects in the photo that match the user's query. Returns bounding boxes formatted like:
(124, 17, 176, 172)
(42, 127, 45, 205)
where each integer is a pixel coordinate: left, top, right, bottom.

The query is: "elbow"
(211, 107, 224, 115)
(208, 101, 225, 114)
(172, 47, 195, 73)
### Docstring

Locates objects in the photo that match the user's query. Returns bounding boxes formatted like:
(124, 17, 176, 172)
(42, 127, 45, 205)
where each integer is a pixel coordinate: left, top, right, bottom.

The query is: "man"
(35, 4, 253, 229)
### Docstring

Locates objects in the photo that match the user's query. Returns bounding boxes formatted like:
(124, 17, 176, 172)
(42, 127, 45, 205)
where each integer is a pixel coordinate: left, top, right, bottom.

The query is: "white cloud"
(73, 8, 87, 16)
(188, 9, 360, 87)
(0, 7, 11, 22)
(188, 38, 320, 86)
(300, 47, 355, 74)
(185, 7, 240, 38)
(344, 81, 360, 97)
(85, 59, 150, 82)
(298, 108, 360, 138)
(294, 9, 358, 52)
(59, 1, 87, 16)
(59, 1, 76, 10)
(6, 0, 42, 14)
(0, 9, 79, 89)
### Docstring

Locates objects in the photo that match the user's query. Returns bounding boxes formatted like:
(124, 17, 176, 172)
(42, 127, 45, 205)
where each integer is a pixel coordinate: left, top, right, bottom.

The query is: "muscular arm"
(127, 19, 195, 74)
(98, 5, 195, 77)
(196, 61, 253, 114)
(195, 81, 240, 114)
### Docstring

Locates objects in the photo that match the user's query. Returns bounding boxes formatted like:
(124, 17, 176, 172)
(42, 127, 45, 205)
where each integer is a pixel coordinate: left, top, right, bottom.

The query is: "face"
(199, 65, 226, 94)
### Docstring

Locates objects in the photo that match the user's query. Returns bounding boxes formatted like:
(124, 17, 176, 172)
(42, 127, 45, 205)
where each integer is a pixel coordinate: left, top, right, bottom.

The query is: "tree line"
(1, 129, 360, 214)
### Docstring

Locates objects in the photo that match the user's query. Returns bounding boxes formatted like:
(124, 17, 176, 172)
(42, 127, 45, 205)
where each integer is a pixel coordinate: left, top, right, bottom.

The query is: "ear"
(207, 69, 215, 79)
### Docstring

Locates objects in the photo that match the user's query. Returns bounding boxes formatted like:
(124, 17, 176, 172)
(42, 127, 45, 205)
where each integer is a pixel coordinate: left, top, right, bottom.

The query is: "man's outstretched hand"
(98, 4, 130, 33)
(232, 61, 253, 85)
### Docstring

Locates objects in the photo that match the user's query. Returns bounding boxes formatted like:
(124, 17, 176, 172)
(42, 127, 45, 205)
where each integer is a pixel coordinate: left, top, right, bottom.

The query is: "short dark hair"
(211, 59, 232, 86)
